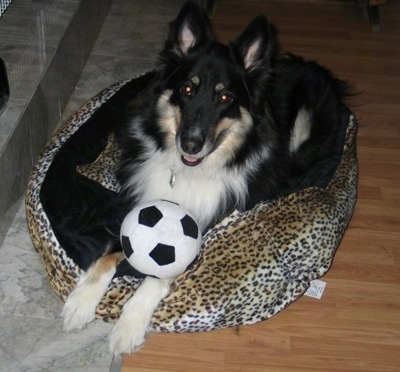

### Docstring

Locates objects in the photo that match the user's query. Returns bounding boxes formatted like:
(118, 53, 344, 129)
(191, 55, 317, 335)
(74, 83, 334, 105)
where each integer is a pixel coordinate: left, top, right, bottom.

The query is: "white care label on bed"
(304, 279, 326, 299)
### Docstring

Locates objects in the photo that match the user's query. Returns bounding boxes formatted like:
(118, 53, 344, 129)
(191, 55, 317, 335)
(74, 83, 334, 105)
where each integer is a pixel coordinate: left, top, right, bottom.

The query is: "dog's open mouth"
(181, 155, 204, 166)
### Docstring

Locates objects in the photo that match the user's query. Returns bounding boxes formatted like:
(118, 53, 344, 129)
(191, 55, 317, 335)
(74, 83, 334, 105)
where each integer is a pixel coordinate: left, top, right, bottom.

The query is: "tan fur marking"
(87, 252, 124, 285)
(215, 83, 225, 92)
(215, 107, 252, 138)
(214, 107, 253, 159)
(191, 76, 200, 85)
(156, 90, 179, 148)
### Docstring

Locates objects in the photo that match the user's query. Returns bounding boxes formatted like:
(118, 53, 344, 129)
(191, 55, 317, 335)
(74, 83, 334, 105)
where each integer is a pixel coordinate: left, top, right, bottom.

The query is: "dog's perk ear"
(232, 16, 277, 116)
(234, 15, 277, 73)
(162, 1, 214, 60)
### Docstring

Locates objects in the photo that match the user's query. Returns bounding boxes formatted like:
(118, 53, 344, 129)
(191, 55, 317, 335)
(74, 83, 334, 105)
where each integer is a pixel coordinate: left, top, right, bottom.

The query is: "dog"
(61, 1, 349, 355)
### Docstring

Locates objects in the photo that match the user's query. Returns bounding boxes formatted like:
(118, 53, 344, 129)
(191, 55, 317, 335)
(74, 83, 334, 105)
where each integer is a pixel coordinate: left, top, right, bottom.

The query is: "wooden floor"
(122, 1, 400, 370)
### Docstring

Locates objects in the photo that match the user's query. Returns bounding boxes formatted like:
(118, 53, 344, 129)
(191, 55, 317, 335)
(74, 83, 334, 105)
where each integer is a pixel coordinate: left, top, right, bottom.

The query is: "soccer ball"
(120, 200, 202, 279)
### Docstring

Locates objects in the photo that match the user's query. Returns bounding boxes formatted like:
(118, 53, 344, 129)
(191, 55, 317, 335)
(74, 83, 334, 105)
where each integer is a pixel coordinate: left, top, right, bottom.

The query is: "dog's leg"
(62, 252, 124, 331)
(109, 276, 174, 355)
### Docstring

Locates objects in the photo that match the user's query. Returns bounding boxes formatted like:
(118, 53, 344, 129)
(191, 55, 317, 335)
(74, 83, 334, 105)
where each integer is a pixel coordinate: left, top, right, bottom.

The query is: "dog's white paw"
(108, 310, 149, 355)
(108, 276, 173, 355)
(62, 255, 120, 331)
(62, 283, 98, 331)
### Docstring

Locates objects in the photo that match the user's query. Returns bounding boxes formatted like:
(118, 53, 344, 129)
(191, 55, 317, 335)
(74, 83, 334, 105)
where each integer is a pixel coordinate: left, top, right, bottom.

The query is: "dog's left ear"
(162, 1, 214, 61)
(232, 16, 277, 116)
(233, 15, 277, 73)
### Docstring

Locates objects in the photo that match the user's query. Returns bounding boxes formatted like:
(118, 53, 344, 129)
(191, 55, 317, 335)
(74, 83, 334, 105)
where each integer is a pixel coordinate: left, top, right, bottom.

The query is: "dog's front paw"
(62, 283, 99, 331)
(62, 256, 120, 331)
(108, 276, 173, 355)
(108, 309, 149, 355)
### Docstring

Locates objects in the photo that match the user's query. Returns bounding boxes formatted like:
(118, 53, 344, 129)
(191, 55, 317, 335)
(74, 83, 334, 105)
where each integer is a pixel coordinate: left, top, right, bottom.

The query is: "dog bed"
(26, 72, 358, 333)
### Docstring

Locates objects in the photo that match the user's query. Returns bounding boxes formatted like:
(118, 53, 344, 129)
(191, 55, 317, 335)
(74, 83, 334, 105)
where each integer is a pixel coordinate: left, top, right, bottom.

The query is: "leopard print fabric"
(76, 133, 122, 193)
(25, 79, 358, 332)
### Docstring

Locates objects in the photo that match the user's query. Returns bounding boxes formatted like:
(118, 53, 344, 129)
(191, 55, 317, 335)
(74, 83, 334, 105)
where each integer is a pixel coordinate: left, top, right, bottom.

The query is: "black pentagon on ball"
(149, 243, 176, 266)
(138, 205, 163, 227)
(180, 214, 199, 239)
(121, 235, 134, 257)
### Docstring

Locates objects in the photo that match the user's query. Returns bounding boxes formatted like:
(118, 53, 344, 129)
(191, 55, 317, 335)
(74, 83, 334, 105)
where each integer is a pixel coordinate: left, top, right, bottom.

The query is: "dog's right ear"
(161, 1, 214, 61)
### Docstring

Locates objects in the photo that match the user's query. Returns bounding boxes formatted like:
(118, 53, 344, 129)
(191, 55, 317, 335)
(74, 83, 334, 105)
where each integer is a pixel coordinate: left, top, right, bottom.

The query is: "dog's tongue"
(184, 156, 199, 163)
(182, 155, 203, 166)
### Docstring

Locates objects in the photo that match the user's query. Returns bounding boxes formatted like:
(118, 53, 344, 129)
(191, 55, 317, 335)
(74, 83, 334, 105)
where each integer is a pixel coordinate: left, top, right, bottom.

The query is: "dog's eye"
(219, 93, 231, 103)
(181, 85, 193, 96)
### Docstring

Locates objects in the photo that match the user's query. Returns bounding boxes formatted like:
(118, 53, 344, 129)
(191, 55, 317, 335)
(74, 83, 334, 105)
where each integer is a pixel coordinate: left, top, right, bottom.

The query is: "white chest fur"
(124, 149, 248, 231)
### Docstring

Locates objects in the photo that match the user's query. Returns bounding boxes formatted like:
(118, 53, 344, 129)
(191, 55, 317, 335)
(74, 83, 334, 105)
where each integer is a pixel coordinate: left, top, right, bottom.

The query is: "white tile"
(0, 314, 112, 371)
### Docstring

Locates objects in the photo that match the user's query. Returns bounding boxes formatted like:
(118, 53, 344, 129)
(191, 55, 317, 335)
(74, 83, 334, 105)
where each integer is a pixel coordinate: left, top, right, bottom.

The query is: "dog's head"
(156, 1, 277, 168)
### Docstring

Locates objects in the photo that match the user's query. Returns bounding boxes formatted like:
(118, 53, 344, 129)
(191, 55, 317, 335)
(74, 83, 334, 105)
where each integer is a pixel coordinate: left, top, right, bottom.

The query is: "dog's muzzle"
(178, 131, 209, 166)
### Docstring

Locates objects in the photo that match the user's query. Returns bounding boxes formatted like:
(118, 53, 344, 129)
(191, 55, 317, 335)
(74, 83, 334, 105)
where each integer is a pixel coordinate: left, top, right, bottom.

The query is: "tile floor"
(0, 0, 186, 370)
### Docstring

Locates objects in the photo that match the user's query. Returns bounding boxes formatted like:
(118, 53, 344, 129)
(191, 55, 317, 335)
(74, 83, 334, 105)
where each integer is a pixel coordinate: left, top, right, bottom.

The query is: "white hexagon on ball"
(120, 200, 202, 279)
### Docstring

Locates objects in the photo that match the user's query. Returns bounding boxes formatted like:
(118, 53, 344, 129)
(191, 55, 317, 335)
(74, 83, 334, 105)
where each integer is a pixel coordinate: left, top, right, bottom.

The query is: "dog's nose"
(180, 132, 205, 155)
